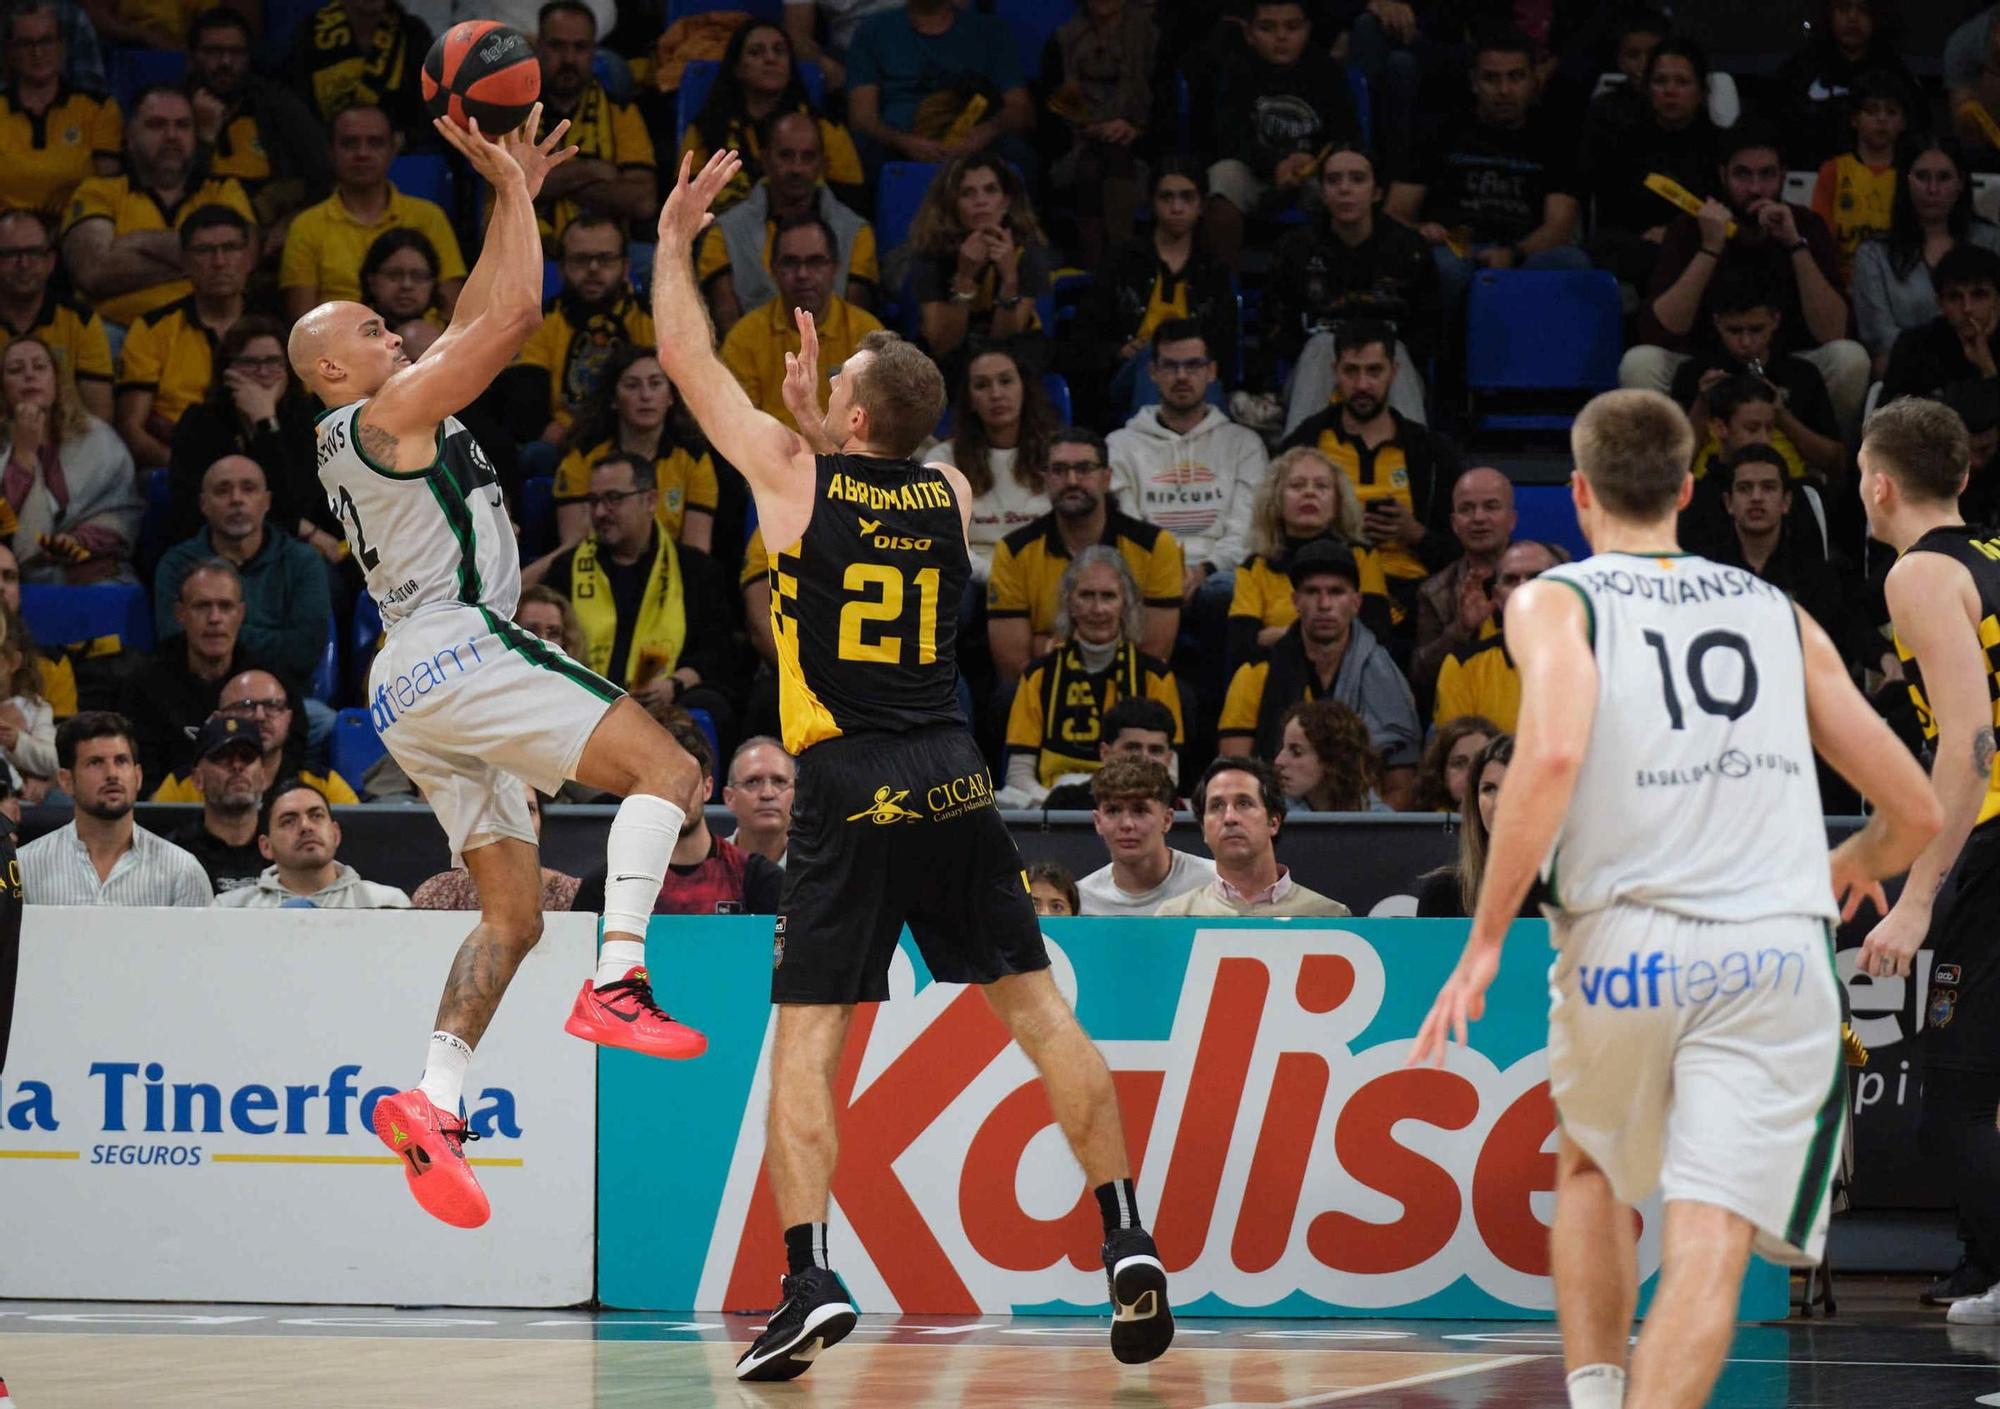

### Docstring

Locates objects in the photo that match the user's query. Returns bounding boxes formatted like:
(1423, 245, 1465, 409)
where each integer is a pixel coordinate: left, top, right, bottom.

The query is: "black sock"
(1094, 1178, 1141, 1236)
(784, 1221, 830, 1274)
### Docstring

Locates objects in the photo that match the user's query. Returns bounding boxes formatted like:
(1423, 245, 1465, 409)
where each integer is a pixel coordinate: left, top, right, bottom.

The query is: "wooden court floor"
(3, 1282, 1998, 1408)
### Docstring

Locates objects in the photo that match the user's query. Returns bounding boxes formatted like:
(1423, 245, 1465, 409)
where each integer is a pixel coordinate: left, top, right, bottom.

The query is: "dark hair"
(1315, 137, 1379, 185)
(1279, 698, 1376, 811)
(257, 774, 327, 838)
(129, 83, 191, 118)
(186, 6, 248, 46)
(1416, 713, 1502, 812)
(590, 450, 655, 491)
(0, 1, 57, 46)
(559, 210, 628, 256)
(1718, 115, 1785, 171)
(1708, 371, 1778, 425)
(950, 340, 1053, 499)
(1886, 138, 1978, 280)
(1101, 694, 1176, 747)
(178, 203, 250, 250)
(1863, 395, 1972, 504)
(1150, 317, 1208, 357)
(1707, 264, 1778, 319)
(1469, 22, 1537, 67)
(696, 19, 815, 162)
(1811, 0, 1901, 63)
(1847, 65, 1911, 121)
(1611, 4, 1669, 47)
(361, 228, 441, 289)
(909, 154, 1046, 258)
(1025, 860, 1080, 915)
(56, 710, 136, 771)
(850, 330, 947, 459)
(1048, 424, 1108, 467)
(1934, 242, 2000, 296)
(1642, 35, 1710, 98)
(330, 102, 391, 137)
(1089, 755, 1175, 809)
(1151, 152, 1208, 199)
(772, 211, 838, 261)
(1572, 389, 1695, 519)
(1720, 443, 1790, 493)
(536, 0, 595, 35)
(563, 344, 699, 458)
(203, 315, 296, 412)
(1193, 756, 1287, 828)
(1455, 733, 1514, 914)
(662, 711, 716, 781)
(1334, 318, 1397, 361)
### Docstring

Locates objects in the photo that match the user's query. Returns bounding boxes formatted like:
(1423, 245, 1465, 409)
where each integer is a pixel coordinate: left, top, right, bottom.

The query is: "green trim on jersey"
(1601, 550, 1698, 559)
(1784, 923, 1847, 1250)
(354, 414, 445, 482)
(478, 605, 623, 705)
(1547, 576, 1596, 648)
(425, 471, 483, 606)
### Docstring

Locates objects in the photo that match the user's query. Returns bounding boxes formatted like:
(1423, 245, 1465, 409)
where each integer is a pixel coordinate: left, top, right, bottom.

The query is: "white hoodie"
(1107, 405, 1268, 573)
(213, 862, 413, 909)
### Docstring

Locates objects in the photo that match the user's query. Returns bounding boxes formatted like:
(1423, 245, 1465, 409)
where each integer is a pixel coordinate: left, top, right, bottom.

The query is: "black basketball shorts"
(1925, 819, 2000, 1074)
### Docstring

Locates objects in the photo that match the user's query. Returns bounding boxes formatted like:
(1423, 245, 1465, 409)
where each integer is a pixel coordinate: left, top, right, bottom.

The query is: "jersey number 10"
(1643, 628, 1759, 730)
(837, 562, 941, 665)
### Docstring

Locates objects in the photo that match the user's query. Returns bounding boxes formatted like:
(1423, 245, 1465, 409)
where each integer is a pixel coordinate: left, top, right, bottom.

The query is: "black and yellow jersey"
(986, 509, 1183, 634)
(516, 289, 656, 429)
(1005, 641, 1182, 787)
(116, 296, 219, 429)
(5, 291, 112, 394)
(768, 453, 969, 754)
(0, 84, 120, 217)
(1229, 540, 1393, 663)
(1277, 406, 1459, 583)
(1896, 524, 2000, 828)
(1433, 630, 1518, 731)
(537, 83, 654, 244)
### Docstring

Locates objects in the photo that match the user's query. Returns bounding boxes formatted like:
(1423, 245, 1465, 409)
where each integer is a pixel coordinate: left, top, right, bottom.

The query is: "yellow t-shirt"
(1432, 633, 1520, 731)
(279, 185, 467, 305)
(5, 293, 113, 396)
(0, 86, 120, 218)
(553, 436, 719, 542)
(116, 296, 218, 431)
(206, 113, 272, 192)
(695, 204, 879, 294)
(1229, 547, 1392, 635)
(539, 84, 654, 244)
(1692, 431, 1809, 482)
(1811, 153, 1895, 288)
(152, 766, 360, 804)
(517, 293, 655, 428)
(986, 510, 1185, 636)
(680, 112, 864, 211)
(719, 293, 882, 430)
(119, 0, 202, 44)
(62, 174, 256, 326)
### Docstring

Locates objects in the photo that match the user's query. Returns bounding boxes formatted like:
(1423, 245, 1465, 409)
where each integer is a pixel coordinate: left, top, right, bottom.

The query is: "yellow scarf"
(569, 531, 686, 686)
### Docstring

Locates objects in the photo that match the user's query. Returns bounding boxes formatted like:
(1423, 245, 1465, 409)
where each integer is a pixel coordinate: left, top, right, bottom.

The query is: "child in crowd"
(1811, 69, 1909, 288)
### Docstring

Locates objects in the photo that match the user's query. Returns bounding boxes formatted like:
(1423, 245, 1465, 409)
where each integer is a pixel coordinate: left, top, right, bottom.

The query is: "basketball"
(421, 20, 540, 133)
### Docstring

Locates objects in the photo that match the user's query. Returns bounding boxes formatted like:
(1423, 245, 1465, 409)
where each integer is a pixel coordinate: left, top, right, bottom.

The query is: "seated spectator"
(0, 334, 138, 583)
(1671, 273, 1845, 483)
(1001, 546, 1183, 805)
(281, 104, 465, 322)
(1229, 445, 1394, 674)
(185, 7, 332, 235)
(1581, 37, 1719, 296)
(1432, 539, 1564, 731)
(20, 710, 211, 904)
(928, 340, 1051, 581)
(1024, 860, 1074, 915)
(780, 0, 898, 91)
(909, 156, 1051, 365)
(844, 0, 1034, 175)
(0, 539, 73, 716)
(1041, 0, 1157, 267)
(1265, 143, 1437, 433)
(1578, 8, 1671, 148)
(698, 110, 877, 334)
(1042, 694, 1180, 810)
(1776, 0, 1918, 169)
(1218, 539, 1421, 807)
(60, 85, 255, 331)
(1278, 320, 1463, 634)
(680, 21, 864, 216)
(987, 426, 1182, 681)
(1853, 139, 2000, 377)
(527, 453, 742, 740)
(291, 0, 434, 131)
(1274, 697, 1383, 812)
(721, 214, 884, 432)
(514, 582, 587, 659)
(413, 781, 582, 912)
(0, 209, 112, 421)
(0, 0, 119, 221)
(552, 346, 716, 551)
(1417, 733, 1532, 917)
(721, 735, 794, 866)
(1384, 26, 1589, 312)
(164, 712, 266, 894)
(1411, 466, 1515, 702)
(120, 556, 255, 791)
(1622, 118, 1870, 436)
(1108, 320, 1267, 614)
(155, 455, 329, 684)
(1809, 68, 1908, 290)
(532, 1, 655, 243)
(214, 776, 411, 908)
(1708, 446, 1846, 635)
(167, 317, 332, 555)
(153, 666, 349, 802)
(1153, 756, 1349, 917)
(1414, 712, 1500, 813)
(115, 203, 254, 466)
(360, 229, 446, 333)
(1949, 379, 2000, 528)
(511, 214, 655, 461)
(1884, 245, 2000, 404)
(1076, 755, 1213, 915)
(1078, 157, 1238, 422)
(0, 604, 54, 797)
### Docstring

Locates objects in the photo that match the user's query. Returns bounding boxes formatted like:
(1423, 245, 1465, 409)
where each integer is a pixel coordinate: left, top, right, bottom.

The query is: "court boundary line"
(1198, 1353, 1540, 1407)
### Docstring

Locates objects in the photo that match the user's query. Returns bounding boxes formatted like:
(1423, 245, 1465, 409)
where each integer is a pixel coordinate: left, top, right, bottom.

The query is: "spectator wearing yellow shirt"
(533, 1, 654, 241)
(60, 86, 255, 330)
(550, 344, 716, 551)
(1810, 69, 1907, 289)
(116, 203, 254, 466)
(1430, 539, 1564, 733)
(0, 209, 112, 420)
(150, 668, 360, 804)
(508, 213, 652, 464)
(0, 1, 120, 219)
(680, 20, 865, 217)
(699, 110, 878, 335)
(721, 214, 883, 433)
(290, 0, 433, 133)
(185, 8, 332, 240)
(281, 104, 464, 322)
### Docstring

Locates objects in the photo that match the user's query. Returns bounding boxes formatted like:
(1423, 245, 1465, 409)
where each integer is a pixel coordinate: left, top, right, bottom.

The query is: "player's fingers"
(522, 101, 543, 141)
(1450, 1000, 1468, 1055)
(1867, 881, 1889, 918)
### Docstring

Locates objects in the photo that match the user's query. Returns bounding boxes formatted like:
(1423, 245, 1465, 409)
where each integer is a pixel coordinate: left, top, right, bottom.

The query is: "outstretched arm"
(782, 306, 840, 455)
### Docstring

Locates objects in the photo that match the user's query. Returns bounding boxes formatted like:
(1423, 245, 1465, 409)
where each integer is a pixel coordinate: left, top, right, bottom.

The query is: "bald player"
(292, 107, 706, 1231)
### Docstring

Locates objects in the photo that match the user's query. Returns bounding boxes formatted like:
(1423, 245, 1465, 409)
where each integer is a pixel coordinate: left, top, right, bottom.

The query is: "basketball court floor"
(1, 1280, 1994, 1407)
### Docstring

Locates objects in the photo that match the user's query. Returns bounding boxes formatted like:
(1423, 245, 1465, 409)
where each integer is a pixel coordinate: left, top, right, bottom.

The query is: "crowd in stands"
(0, 0, 1988, 918)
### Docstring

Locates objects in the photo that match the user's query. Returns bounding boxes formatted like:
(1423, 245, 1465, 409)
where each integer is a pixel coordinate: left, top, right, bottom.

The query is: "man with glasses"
(115, 203, 255, 465)
(0, 208, 111, 418)
(119, 556, 259, 793)
(185, 7, 330, 235)
(0, 0, 119, 221)
(154, 667, 359, 803)
(509, 212, 654, 465)
(721, 213, 882, 433)
(280, 103, 465, 322)
(722, 735, 794, 865)
(1432, 538, 1566, 732)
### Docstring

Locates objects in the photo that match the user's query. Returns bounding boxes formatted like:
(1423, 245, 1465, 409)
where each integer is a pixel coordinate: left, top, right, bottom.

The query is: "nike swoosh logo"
(600, 1004, 642, 1023)
(611, 874, 653, 884)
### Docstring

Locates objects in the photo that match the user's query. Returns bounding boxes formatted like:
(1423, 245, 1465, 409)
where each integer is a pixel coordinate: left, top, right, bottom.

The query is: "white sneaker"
(1946, 1281, 2000, 1324)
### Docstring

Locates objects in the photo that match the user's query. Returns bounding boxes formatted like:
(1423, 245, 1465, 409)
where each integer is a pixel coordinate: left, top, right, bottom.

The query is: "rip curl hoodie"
(1107, 404, 1268, 575)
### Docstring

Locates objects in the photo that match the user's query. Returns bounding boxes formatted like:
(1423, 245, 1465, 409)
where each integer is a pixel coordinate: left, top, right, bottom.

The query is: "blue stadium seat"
(110, 47, 186, 113)
(1001, 0, 1075, 79)
(668, 0, 779, 21)
(1348, 66, 1372, 152)
(309, 611, 340, 704)
(137, 467, 171, 576)
(627, 241, 655, 300)
(520, 476, 556, 561)
(351, 592, 383, 691)
(683, 706, 721, 797)
(330, 707, 386, 784)
(389, 153, 453, 210)
(543, 258, 561, 303)
(875, 161, 939, 254)
(1512, 483, 1591, 562)
(676, 59, 826, 149)
(1464, 270, 1622, 434)
(257, 0, 319, 66)
(20, 581, 153, 652)
(1040, 372, 1072, 426)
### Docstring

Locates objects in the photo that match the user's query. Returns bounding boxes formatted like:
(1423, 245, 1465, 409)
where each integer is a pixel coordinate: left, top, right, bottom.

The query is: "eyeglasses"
(730, 772, 794, 792)
(230, 354, 286, 372)
(1046, 459, 1103, 479)
(192, 42, 247, 58)
(775, 254, 834, 273)
(0, 245, 50, 262)
(186, 241, 248, 259)
(585, 487, 649, 508)
(1155, 356, 1210, 375)
(563, 251, 624, 270)
(374, 267, 432, 284)
(7, 36, 58, 52)
(223, 697, 288, 715)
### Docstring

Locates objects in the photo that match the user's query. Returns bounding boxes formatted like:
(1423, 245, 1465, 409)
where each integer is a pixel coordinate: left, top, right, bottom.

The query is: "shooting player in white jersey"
(289, 109, 706, 1231)
(1411, 389, 1941, 1409)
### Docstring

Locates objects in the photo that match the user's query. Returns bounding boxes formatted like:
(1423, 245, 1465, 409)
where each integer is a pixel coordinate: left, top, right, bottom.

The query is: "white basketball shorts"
(367, 603, 622, 862)
(1547, 903, 1846, 1267)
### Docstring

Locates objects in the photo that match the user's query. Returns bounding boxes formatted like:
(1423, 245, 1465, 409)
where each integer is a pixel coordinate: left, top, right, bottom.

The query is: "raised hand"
(782, 306, 828, 439)
(658, 149, 744, 250)
(431, 103, 577, 200)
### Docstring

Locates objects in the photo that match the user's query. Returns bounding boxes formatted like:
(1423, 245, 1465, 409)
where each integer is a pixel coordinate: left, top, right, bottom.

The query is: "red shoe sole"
(372, 1092, 491, 1230)
(564, 1011, 709, 1060)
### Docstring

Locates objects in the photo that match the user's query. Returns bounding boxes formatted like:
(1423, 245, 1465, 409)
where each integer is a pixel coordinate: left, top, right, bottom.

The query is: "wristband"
(1785, 237, 1810, 254)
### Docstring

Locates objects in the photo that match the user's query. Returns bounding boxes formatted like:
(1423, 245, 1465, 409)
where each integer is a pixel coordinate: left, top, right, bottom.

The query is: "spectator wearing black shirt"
(1946, 379, 2000, 530)
(907, 155, 1053, 367)
(1884, 244, 2000, 405)
(1708, 446, 1845, 639)
(1384, 26, 1589, 315)
(1582, 36, 1720, 294)
(1038, 0, 1158, 269)
(120, 557, 261, 794)
(1771, 0, 1919, 169)
(165, 713, 267, 895)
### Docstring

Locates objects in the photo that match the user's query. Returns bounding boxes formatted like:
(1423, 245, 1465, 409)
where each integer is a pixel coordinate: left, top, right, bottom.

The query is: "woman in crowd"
(1228, 445, 1392, 672)
(0, 605, 54, 801)
(1582, 37, 1720, 294)
(910, 155, 1054, 364)
(928, 341, 1052, 582)
(552, 345, 717, 552)
(514, 584, 589, 662)
(1027, 860, 1080, 917)
(1415, 713, 1502, 813)
(0, 336, 137, 584)
(679, 19, 863, 211)
(1001, 547, 1182, 806)
(1852, 138, 2000, 375)
(1418, 734, 1540, 918)
(361, 229, 447, 332)
(1273, 698, 1383, 813)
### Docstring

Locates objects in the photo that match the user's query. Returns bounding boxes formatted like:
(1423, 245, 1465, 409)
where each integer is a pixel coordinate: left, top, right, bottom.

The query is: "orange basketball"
(421, 20, 540, 133)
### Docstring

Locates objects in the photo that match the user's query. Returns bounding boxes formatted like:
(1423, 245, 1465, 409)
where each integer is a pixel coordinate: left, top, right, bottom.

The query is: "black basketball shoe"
(1924, 1254, 1996, 1306)
(734, 1267, 858, 1381)
(1103, 1227, 1174, 1364)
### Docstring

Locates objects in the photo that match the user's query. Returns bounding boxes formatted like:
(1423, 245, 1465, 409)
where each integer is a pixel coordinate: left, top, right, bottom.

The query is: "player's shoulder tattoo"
(357, 418, 400, 466)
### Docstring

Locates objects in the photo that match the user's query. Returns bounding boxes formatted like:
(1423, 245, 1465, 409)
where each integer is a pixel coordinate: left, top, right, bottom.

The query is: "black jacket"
(1884, 319, 2000, 405)
(1076, 237, 1238, 379)
(1262, 217, 1440, 371)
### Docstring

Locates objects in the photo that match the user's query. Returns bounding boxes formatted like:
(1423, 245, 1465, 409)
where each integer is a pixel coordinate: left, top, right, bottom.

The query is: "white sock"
(595, 938, 648, 988)
(1566, 1364, 1626, 1409)
(600, 793, 686, 942)
(417, 1030, 473, 1113)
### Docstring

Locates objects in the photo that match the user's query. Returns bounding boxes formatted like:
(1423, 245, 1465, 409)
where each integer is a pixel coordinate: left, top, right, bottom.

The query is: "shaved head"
(289, 301, 406, 403)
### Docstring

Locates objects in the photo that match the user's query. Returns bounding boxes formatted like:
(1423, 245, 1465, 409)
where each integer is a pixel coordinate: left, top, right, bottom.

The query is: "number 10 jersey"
(765, 453, 970, 755)
(1537, 552, 1836, 924)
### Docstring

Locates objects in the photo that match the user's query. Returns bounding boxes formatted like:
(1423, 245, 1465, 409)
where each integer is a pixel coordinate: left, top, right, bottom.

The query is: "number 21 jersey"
(1538, 553, 1836, 924)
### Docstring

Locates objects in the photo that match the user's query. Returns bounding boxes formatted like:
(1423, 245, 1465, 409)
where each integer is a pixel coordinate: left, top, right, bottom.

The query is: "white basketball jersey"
(1538, 553, 1836, 924)
(315, 401, 520, 629)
